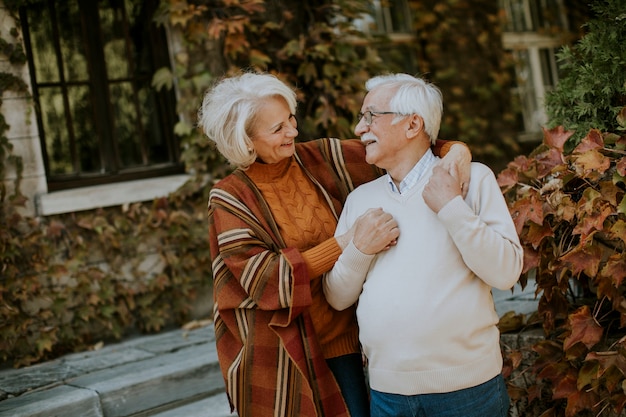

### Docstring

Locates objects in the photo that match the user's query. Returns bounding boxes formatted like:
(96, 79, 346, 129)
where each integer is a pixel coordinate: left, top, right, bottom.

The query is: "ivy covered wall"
(0, 0, 588, 368)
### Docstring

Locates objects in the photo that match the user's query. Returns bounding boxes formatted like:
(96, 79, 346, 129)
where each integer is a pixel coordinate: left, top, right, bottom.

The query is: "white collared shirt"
(387, 149, 436, 194)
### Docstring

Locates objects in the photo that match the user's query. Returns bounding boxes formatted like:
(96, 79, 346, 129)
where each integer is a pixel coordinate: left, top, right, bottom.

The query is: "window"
(353, 0, 418, 74)
(501, 0, 568, 141)
(20, 0, 181, 191)
(367, 0, 412, 35)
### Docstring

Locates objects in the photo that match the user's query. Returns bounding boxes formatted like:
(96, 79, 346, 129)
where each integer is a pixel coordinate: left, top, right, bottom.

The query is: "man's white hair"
(365, 73, 443, 144)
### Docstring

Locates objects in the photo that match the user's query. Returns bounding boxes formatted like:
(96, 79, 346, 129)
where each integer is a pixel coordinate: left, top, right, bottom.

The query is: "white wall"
(0, 3, 47, 217)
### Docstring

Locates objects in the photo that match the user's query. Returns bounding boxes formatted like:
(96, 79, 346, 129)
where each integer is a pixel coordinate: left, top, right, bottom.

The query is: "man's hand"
(350, 208, 399, 255)
(439, 143, 471, 198)
(423, 164, 463, 213)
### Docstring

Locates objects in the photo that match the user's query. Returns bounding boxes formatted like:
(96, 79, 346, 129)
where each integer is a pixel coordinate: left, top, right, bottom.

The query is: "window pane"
(68, 85, 102, 174)
(539, 47, 558, 90)
(140, 88, 171, 164)
(503, 0, 566, 32)
(512, 50, 541, 132)
(58, 1, 89, 82)
(26, 5, 59, 82)
(387, 0, 411, 33)
(40, 87, 71, 174)
(100, 0, 131, 80)
(110, 81, 143, 167)
(505, 0, 532, 32)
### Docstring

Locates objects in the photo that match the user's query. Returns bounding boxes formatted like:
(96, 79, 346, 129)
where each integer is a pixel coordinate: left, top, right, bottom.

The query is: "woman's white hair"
(365, 73, 443, 144)
(198, 72, 297, 168)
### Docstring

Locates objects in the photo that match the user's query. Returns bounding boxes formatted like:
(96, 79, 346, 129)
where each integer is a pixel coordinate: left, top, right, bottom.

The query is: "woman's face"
(250, 96, 298, 164)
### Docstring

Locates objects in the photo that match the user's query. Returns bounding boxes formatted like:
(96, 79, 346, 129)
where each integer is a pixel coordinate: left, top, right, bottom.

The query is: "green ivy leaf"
(151, 67, 173, 91)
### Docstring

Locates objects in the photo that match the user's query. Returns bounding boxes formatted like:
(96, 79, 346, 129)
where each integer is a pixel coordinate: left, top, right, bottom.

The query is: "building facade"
(2, 0, 581, 218)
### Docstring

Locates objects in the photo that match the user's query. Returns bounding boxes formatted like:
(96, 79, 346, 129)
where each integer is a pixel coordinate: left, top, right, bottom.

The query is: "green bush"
(544, 0, 626, 150)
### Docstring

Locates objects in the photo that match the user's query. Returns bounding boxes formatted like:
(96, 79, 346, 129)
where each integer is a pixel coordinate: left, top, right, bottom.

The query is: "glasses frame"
(357, 111, 406, 126)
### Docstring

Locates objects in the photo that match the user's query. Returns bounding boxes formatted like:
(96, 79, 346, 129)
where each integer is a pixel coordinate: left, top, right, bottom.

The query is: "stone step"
(149, 393, 232, 417)
(0, 327, 224, 417)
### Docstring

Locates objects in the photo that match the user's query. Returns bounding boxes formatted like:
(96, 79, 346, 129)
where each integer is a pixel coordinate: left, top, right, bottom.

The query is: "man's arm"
(424, 164, 523, 290)
(323, 207, 398, 310)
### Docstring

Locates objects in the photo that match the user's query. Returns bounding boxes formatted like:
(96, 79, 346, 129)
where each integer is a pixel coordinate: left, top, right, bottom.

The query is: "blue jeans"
(327, 353, 370, 417)
(370, 374, 510, 417)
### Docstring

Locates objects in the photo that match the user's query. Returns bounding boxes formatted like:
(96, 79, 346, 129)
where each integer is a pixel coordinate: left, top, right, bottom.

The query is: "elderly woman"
(199, 72, 471, 417)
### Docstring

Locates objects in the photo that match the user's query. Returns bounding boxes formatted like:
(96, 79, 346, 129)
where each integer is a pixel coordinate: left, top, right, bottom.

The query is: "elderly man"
(323, 73, 523, 417)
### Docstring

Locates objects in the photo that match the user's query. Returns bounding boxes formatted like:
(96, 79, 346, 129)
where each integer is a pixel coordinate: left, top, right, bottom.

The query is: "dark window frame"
(20, 0, 182, 192)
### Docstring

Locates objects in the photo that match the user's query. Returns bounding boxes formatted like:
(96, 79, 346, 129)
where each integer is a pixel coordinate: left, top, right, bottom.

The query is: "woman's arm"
(208, 193, 312, 319)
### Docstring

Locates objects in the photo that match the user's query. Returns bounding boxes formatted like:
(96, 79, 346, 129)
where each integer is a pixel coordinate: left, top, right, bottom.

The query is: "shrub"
(499, 1, 626, 415)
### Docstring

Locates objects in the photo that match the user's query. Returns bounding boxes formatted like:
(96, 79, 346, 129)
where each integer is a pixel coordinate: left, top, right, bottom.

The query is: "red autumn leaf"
(510, 190, 544, 234)
(522, 245, 540, 274)
(533, 340, 565, 363)
(577, 360, 599, 389)
(572, 149, 611, 178)
(563, 306, 602, 351)
(572, 201, 614, 239)
(497, 167, 518, 189)
(573, 128, 604, 153)
(538, 288, 570, 332)
(600, 254, 626, 287)
(46, 221, 65, 238)
(555, 194, 577, 222)
(613, 393, 626, 416)
(207, 18, 225, 39)
(599, 180, 620, 206)
(526, 222, 554, 249)
(610, 219, 626, 244)
(536, 147, 567, 178)
(595, 277, 622, 306)
(543, 126, 575, 153)
(546, 366, 578, 399)
(509, 350, 523, 370)
(239, 1, 266, 14)
(585, 350, 626, 378)
(577, 187, 602, 215)
(506, 154, 533, 172)
(560, 243, 602, 277)
(564, 389, 601, 417)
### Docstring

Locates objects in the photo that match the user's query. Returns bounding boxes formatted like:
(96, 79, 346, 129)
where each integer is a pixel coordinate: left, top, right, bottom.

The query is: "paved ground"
(0, 281, 539, 417)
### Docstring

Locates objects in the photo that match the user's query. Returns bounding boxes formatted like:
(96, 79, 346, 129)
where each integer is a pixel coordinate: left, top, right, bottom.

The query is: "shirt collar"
(387, 149, 436, 194)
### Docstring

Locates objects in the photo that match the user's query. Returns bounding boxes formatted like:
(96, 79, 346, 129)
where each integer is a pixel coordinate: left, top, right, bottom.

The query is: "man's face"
(354, 87, 409, 170)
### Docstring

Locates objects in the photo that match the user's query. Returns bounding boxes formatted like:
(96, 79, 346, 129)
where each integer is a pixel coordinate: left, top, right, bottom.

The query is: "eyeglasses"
(357, 111, 406, 126)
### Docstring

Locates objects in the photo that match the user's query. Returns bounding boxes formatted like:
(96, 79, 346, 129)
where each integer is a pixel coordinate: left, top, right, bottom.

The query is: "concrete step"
(0, 326, 225, 417)
(149, 393, 232, 417)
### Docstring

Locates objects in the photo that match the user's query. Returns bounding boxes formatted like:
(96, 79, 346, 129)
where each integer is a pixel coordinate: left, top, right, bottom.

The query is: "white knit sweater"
(323, 157, 523, 395)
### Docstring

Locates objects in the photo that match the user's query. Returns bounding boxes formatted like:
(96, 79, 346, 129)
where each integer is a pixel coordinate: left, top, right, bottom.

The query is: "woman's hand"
(350, 208, 399, 255)
(439, 143, 471, 198)
(423, 164, 463, 213)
